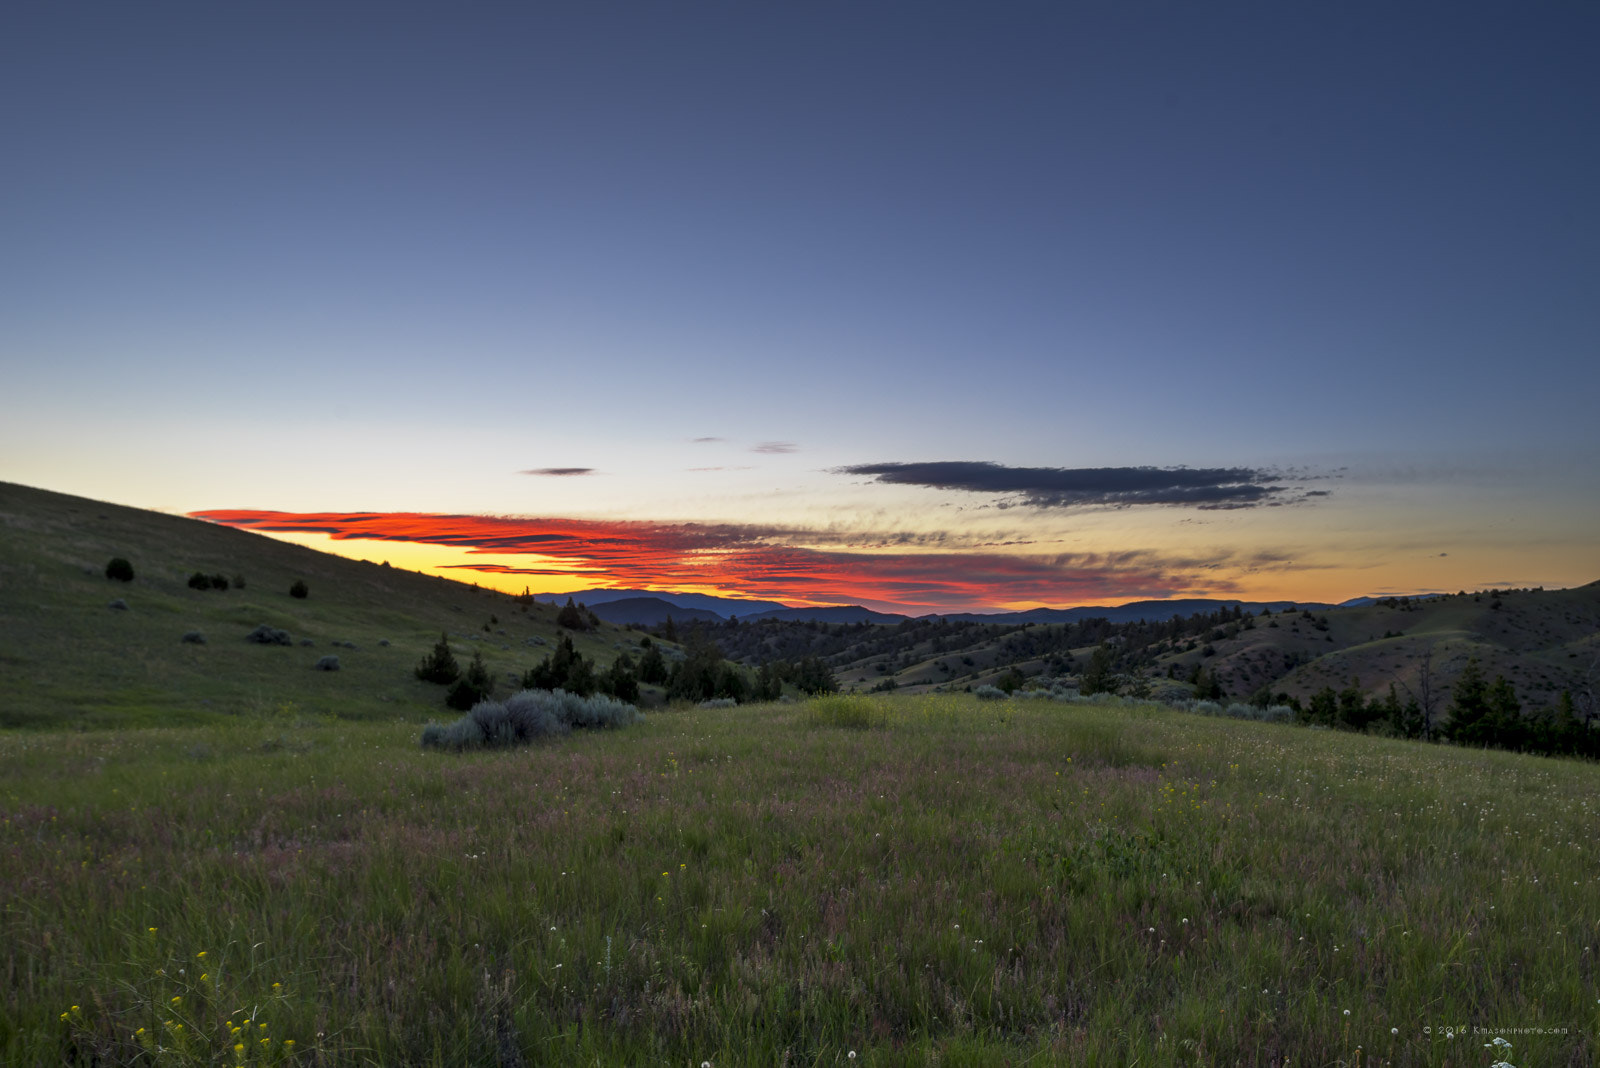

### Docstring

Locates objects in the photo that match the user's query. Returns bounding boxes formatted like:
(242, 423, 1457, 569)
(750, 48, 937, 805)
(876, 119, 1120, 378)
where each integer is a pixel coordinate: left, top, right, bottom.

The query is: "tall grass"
(3, 695, 1596, 1065)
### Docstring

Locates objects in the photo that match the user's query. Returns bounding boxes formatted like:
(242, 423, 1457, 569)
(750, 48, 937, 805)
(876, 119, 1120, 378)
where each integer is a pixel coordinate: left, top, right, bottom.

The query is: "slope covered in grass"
(3, 695, 1595, 1065)
(0, 481, 645, 728)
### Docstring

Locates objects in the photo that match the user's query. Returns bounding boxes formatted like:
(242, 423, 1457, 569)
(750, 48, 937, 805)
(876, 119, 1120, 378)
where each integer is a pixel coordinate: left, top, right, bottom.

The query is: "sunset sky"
(4, 3, 1596, 613)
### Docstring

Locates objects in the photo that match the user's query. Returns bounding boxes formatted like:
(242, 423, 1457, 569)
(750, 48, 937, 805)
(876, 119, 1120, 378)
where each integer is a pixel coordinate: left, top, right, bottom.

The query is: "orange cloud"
(190, 509, 1245, 611)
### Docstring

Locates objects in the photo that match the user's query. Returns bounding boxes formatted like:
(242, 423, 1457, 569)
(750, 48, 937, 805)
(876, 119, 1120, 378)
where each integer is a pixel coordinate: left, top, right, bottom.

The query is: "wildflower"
(284, 1040, 295, 1048)
(235, 1043, 245, 1054)
(1343, 1009, 1350, 1016)
(200, 973, 209, 981)
(1391, 1028, 1399, 1035)
(171, 996, 182, 1004)
(196, 951, 207, 959)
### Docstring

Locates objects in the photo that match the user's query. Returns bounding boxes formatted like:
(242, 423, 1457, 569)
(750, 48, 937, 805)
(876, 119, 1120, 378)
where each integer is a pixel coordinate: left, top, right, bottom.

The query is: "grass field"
(4, 695, 1596, 1066)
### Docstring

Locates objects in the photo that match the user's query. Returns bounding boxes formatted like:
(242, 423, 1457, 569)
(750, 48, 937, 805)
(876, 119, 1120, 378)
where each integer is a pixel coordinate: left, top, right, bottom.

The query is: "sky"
(3, 2, 1597, 613)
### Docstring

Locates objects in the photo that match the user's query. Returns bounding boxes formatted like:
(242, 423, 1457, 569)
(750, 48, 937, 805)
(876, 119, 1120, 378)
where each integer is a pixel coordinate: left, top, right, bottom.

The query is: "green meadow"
(3, 695, 1596, 1066)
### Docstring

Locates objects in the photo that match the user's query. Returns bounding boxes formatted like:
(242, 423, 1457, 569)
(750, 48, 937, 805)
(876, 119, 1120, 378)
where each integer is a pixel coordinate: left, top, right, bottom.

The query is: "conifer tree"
(415, 633, 461, 684)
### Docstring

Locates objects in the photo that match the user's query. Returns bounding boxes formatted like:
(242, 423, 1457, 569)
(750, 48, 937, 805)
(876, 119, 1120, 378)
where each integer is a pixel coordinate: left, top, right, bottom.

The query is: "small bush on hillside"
(180, 631, 206, 644)
(105, 557, 134, 582)
(108, 598, 129, 611)
(698, 697, 738, 709)
(973, 685, 1008, 701)
(245, 624, 292, 646)
(421, 688, 641, 751)
(289, 580, 309, 599)
(188, 572, 212, 590)
(209, 573, 229, 590)
(233, 574, 246, 589)
(314, 656, 341, 671)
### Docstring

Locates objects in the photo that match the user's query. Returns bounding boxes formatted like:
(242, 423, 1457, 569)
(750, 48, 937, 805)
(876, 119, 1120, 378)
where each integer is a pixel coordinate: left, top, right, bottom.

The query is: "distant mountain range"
(540, 588, 1447, 628)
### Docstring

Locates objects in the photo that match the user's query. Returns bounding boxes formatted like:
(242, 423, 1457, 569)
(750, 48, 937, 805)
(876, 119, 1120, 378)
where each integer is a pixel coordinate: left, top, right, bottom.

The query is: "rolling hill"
(0, 481, 659, 728)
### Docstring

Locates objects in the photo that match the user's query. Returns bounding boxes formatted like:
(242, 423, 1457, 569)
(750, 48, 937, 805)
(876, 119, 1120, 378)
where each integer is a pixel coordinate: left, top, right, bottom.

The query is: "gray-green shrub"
(246, 624, 292, 646)
(973, 685, 1007, 701)
(315, 656, 340, 671)
(420, 688, 640, 751)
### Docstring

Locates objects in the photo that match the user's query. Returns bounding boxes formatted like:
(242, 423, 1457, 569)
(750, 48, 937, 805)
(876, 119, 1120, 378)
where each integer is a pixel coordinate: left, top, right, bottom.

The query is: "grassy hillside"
(0, 482, 651, 728)
(708, 586, 1600, 713)
(3, 696, 1597, 1065)
(1177, 588, 1600, 709)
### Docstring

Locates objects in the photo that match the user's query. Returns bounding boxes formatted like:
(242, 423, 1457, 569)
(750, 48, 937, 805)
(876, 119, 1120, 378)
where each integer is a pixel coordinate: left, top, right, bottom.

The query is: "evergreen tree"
(1486, 675, 1525, 750)
(1081, 643, 1116, 695)
(637, 644, 669, 684)
(753, 660, 783, 701)
(564, 654, 597, 697)
(1444, 658, 1492, 746)
(604, 653, 640, 702)
(791, 656, 838, 695)
(1307, 686, 1339, 726)
(715, 663, 750, 703)
(415, 633, 461, 685)
(556, 597, 590, 631)
(446, 650, 493, 710)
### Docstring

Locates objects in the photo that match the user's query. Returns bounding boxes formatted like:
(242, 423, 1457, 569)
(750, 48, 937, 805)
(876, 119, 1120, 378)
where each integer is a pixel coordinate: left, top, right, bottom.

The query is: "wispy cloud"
(751, 441, 799, 454)
(689, 436, 725, 444)
(189, 509, 1258, 610)
(833, 461, 1305, 509)
(520, 467, 596, 477)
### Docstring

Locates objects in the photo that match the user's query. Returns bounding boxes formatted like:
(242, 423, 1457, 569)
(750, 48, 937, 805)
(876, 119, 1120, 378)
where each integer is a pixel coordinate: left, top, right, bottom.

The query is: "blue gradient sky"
(4, 2, 1596, 610)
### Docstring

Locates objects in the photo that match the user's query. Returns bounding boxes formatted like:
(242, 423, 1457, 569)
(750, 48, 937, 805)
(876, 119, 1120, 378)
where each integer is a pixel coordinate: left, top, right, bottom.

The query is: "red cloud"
(190, 509, 1234, 611)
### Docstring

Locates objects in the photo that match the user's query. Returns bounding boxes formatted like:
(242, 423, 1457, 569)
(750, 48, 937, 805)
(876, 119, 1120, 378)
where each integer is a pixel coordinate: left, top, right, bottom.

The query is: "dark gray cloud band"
(521, 467, 596, 477)
(834, 461, 1300, 509)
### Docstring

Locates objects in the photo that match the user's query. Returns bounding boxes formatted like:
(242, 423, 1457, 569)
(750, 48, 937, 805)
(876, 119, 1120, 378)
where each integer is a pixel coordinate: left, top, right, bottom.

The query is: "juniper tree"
(415, 633, 461, 685)
(446, 650, 493, 710)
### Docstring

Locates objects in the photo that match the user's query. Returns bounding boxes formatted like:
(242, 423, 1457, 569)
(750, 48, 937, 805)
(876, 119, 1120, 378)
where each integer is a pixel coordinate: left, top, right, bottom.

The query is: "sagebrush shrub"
(420, 688, 641, 751)
(245, 624, 292, 646)
(973, 685, 1008, 701)
(180, 631, 206, 644)
(314, 656, 340, 671)
(188, 572, 212, 590)
(289, 580, 309, 599)
(105, 557, 134, 582)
